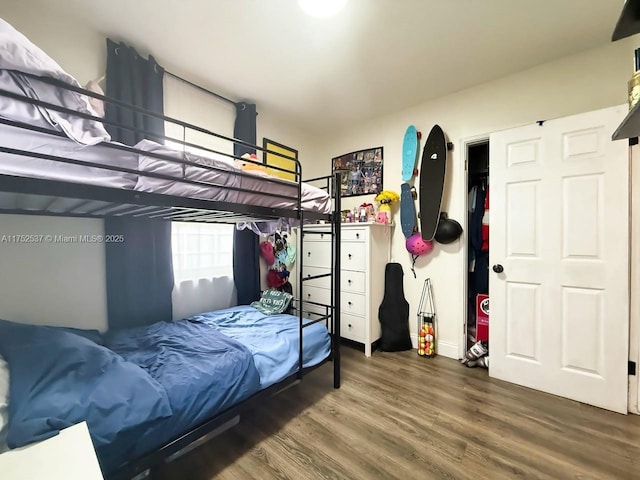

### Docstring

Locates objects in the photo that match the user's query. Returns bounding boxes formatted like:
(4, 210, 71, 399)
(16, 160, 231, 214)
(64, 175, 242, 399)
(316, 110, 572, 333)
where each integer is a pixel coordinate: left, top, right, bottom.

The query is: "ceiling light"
(299, 0, 347, 18)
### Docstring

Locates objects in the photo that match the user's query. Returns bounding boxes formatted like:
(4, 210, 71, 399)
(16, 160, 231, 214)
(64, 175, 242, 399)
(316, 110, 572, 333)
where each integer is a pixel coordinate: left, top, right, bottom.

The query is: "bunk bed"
(0, 57, 342, 480)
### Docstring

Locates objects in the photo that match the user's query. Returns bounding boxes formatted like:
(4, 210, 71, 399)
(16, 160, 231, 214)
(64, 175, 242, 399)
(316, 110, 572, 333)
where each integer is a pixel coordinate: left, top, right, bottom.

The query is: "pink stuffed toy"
(376, 211, 389, 224)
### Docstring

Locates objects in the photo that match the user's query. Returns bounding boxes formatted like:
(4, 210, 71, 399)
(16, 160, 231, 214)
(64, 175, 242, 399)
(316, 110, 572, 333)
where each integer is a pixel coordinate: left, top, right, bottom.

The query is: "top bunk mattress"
(134, 140, 331, 214)
(0, 124, 331, 215)
(0, 122, 138, 189)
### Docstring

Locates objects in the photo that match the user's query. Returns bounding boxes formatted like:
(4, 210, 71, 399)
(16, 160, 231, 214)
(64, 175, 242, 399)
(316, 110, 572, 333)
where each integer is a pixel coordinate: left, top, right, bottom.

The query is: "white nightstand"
(0, 422, 104, 480)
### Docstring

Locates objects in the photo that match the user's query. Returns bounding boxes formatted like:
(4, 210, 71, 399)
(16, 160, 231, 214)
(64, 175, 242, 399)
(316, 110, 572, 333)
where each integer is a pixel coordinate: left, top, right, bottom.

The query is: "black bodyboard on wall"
(378, 263, 413, 351)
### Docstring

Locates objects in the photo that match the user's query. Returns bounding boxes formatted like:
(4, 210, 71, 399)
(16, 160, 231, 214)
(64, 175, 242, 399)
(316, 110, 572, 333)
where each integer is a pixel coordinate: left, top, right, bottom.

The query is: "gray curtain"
(105, 218, 174, 330)
(105, 38, 165, 145)
(103, 39, 173, 329)
(233, 102, 261, 305)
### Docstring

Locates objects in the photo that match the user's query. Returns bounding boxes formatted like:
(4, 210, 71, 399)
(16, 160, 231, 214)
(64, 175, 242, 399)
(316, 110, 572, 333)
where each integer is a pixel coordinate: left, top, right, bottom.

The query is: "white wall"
(0, 215, 108, 331)
(311, 37, 640, 358)
(0, 5, 318, 329)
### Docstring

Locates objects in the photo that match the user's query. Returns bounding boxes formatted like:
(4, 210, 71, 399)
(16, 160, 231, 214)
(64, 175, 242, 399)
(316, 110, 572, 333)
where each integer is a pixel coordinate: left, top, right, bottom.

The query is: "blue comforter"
(188, 306, 331, 389)
(1, 307, 330, 474)
(104, 318, 261, 473)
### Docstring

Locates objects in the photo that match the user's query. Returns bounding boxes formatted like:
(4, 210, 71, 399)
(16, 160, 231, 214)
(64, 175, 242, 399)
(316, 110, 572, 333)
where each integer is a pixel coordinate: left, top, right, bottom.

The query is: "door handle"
(492, 264, 504, 273)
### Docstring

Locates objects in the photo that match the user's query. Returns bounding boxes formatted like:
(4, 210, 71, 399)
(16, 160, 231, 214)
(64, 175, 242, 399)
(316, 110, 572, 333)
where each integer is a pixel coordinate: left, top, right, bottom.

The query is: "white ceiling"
(28, 0, 623, 133)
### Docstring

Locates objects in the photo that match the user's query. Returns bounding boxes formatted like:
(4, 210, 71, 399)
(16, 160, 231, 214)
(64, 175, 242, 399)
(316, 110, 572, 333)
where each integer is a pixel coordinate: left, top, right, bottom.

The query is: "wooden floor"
(154, 345, 640, 480)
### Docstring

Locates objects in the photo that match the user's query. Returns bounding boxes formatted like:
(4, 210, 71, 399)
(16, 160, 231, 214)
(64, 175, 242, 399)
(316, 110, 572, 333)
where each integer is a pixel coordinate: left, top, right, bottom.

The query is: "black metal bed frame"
(0, 75, 342, 479)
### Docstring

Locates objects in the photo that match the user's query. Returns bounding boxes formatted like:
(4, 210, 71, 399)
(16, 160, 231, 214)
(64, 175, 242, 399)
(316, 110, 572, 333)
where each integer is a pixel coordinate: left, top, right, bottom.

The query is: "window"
(172, 223, 234, 284)
(164, 75, 236, 166)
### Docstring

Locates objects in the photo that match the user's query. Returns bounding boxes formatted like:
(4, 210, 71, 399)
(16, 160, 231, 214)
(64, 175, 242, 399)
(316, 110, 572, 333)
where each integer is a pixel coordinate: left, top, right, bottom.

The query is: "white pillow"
(0, 17, 110, 145)
(0, 355, 8, 453)
(0, 18, 78, 84)
(84, 80, 105, 118)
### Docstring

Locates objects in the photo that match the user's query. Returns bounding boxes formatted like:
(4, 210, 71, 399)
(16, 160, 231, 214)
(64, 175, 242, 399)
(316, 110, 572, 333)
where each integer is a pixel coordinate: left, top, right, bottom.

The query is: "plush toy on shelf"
(374, 190, 400, 225)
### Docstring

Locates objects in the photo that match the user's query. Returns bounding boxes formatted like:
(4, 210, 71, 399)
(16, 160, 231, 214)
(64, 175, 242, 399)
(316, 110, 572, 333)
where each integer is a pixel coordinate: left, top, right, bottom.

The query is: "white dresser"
(294, 223, 391, 357)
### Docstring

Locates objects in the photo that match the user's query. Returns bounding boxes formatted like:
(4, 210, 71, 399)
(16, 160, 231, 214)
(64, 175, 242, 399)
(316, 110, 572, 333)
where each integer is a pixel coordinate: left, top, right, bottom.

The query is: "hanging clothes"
(469, 178, 489, 296)
(481, 185, 489, 252)
(469, 181, 486, 253)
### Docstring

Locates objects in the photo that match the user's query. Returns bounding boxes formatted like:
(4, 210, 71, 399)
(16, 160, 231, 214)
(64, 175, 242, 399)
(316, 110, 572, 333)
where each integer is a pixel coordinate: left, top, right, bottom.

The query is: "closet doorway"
(463, 139, 490, 361)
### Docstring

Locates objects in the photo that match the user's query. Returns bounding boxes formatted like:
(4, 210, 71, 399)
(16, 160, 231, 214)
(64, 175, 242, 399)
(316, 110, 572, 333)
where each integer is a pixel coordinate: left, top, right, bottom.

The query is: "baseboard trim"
(411, 335, 458, 360)
(436, 341, 459, 360)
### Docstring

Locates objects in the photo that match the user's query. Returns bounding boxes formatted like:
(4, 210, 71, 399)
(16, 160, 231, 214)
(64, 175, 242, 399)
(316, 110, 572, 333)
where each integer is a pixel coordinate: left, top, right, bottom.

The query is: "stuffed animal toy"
(375, 211, 389, 225)
(374, 190, 400, 224)
(237, 153, 269, 173)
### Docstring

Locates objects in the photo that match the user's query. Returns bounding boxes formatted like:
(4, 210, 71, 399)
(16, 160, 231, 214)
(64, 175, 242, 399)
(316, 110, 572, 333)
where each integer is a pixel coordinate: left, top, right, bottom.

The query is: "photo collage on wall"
(332, 147, 383, 197)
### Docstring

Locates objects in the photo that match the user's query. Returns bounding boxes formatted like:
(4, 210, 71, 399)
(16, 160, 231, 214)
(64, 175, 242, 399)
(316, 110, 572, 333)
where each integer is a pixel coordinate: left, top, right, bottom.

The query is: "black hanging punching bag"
(378, 263, 413, 351)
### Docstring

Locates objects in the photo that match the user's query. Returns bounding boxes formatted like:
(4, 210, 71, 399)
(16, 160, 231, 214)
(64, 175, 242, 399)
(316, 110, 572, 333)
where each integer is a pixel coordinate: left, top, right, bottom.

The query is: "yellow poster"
(264, 139, 298, 181)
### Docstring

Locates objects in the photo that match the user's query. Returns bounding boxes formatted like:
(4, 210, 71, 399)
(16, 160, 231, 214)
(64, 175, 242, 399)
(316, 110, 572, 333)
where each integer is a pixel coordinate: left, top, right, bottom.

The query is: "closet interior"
(467, 141, 489, 351)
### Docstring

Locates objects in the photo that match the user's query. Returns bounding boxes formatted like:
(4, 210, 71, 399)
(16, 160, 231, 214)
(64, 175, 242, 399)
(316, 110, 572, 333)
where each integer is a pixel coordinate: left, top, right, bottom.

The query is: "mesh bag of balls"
(418, 317, 435, 357)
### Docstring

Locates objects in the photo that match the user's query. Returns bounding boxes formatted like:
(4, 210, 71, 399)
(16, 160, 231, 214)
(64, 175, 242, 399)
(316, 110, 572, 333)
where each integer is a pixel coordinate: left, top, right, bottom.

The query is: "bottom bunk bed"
(0, 303, 337, 479)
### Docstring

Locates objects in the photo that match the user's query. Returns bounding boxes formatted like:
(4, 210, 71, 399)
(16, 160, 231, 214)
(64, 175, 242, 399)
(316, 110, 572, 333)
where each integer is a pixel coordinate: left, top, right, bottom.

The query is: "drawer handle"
(307, 293, 311, 298)
(348, 301, 352, 306)
(347, 279, 352, 284)
(356, 233, 360, 239)
(320, 233, 324, 239)
(348, 324, 352, 328)
(308, 252, 311, 257)
(348, 254, 352, 259)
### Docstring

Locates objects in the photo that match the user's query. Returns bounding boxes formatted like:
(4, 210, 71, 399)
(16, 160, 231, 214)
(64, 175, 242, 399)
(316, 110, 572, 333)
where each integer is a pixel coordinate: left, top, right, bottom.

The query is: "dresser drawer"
(302, 266, 331, 289)
(302, 285, 332, 307)
(340, 243, 366, 271)
(302, 229, 331, 242)
(341, 228, 366, 242)
(303, 302, 331, 321)
(304, 241, 331, 268)
(341, 291, 366, 316)
(341, 313, 365, 342)
(342, 270, 365, 293)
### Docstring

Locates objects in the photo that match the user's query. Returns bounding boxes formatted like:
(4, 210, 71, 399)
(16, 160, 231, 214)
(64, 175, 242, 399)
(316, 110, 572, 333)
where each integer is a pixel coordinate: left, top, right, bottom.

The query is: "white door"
(489, 105, 629, 413)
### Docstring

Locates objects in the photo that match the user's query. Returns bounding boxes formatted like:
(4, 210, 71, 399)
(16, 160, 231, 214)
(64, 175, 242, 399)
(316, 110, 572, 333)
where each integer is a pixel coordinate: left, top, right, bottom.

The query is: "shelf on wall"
(612, 0, 640, 41)
(612, 1, 640, 140)
(612, 102, 640, 141)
